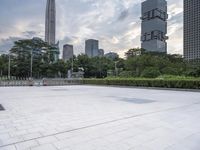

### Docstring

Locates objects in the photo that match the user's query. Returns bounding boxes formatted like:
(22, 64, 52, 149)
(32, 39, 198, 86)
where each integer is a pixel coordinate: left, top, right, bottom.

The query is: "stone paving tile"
(67, 141, 99, 150)
(9, 130, 28, 138)
(0, 86, 200, 150)
(0, 136, 24, 147)
(40, 129, 58, 137)
(164, 143, 192, 150)
(36, 136, 58, 145)
(22, 132, 42, 141)
(129, 145, 153, 150)
(53, 139, 71, 149)
(30, 144, 57, 150)
(169, 133, 200, 150)
(15, 140, 39, 150)
(0, 145, 17, 150)
(0, 133, 10, 140)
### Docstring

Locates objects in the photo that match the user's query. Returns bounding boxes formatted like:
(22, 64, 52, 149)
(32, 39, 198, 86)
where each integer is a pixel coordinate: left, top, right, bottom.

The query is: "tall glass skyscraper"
(63, 44, 74, 61)
(85, 39, 99, 57)
(141, 0, 168, 53)
(45, 0, 56, 45)
(45, 0, 59, 62)
(184, 0, 200, 60)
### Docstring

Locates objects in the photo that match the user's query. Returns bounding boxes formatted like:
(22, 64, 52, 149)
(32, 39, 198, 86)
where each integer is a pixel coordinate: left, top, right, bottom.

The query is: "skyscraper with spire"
(45, 0, 56, 45)
(45, 0, 59, 62)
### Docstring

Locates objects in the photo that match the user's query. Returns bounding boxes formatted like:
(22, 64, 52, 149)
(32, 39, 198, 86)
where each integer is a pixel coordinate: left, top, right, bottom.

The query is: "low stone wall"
(0, 80, 34, 86)
(42, 79, 83, 86)
(0, 79, 83, 87)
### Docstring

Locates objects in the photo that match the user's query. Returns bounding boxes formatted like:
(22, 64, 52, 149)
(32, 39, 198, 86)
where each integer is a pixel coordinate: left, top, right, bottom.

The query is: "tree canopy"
(0, 42, 200, 79)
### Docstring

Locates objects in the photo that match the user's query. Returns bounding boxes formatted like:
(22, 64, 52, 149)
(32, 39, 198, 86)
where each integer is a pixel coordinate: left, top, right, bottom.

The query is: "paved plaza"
(0, 85, 200, 150)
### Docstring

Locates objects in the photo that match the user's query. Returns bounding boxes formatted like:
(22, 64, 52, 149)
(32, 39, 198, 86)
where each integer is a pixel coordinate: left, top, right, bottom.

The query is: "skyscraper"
(63, 44, 74, 61)
(141, 0, 168, 53)
(184, 0, 200, 60)
(45, 0, 59, 62)
(45, 0, 56, 45)
(105, 52, 119, 60)
(98, 49, 104, 57)
(85, 39, 99, 57)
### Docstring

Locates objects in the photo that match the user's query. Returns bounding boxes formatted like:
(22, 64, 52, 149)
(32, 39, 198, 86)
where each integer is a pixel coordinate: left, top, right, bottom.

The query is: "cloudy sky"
(0, 0, 183, 57)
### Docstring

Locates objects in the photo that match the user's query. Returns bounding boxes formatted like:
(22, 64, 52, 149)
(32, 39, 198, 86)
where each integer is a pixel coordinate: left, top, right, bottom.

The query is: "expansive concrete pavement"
(0, 85, 200, 150)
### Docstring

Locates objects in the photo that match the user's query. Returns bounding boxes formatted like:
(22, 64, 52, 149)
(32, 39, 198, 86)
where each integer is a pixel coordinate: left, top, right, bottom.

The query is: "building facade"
(85, 39, 99, 57)
(184, 0, 200, 60)
(141, 0, 168, 53)
(63, 44, 74, 61)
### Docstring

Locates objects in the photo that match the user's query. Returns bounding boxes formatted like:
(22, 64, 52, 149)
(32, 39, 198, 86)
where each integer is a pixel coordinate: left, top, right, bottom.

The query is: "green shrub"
(161, 67, 179, 75)
(118, 71, 136, 78)
(83, 78, 200, 89)
(157, 75, 190, 80)
(185, 69, 200, 77)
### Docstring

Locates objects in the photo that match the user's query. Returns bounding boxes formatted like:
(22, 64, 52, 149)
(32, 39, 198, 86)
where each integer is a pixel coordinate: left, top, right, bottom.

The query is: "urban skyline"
(0, 0, 183, 57)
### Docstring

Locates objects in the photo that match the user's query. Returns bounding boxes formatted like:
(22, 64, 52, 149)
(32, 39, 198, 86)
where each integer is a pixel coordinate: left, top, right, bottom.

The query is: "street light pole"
(115, 61, 119, 77)
(30, 50, 33, 79)
(72, 57, 74, 72)
(8, 51, 11, 80)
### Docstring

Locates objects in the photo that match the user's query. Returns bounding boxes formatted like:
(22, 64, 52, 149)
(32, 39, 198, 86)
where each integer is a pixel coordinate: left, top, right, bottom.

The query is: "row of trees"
(0, 38, 200, 79)
(123, 49, 200, 78)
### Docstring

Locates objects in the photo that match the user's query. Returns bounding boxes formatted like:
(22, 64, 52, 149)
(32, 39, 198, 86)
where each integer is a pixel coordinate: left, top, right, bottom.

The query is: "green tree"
(125, 48, 144, 58)
(0, 54, 10, 78)
(141, 67, 161, 78)
(10, 38, 55, 78)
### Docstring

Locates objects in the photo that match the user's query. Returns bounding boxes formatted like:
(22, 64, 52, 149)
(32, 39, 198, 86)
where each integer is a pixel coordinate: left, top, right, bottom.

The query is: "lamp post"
(71, 56, 74, 72)
(114, 60, 121, 77)
(30, 50, 33, 79)
(114, 61, 118, 77)
(8, 51, 11, 80)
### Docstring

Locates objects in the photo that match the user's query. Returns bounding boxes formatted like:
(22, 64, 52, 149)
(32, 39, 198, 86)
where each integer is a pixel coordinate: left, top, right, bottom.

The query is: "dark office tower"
(85, 39, 99, 57)
(184, 0, 200, 60)
(45, 0, 56, 45)
(141, 0, 168, 53)
(63, 44, 74, 61)
(98, 49, 104, 57)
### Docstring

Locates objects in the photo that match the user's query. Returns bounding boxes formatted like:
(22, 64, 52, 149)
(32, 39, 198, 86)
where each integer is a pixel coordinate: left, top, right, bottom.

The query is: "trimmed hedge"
(83, 78, 200, 89)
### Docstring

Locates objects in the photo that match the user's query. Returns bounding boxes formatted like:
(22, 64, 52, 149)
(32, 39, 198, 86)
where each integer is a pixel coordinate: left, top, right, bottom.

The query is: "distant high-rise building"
(85, 39, 99, 57)
(45, 0, 56, 45)
(105, 52, 119, 60)
(125, 48, 142, 58)
(45, 0, 59, 62)
(98, 49, 104, 57)
(141, 0, 168, 53)
(184, 0, 200, 60)
(63, 44, 74, 61)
